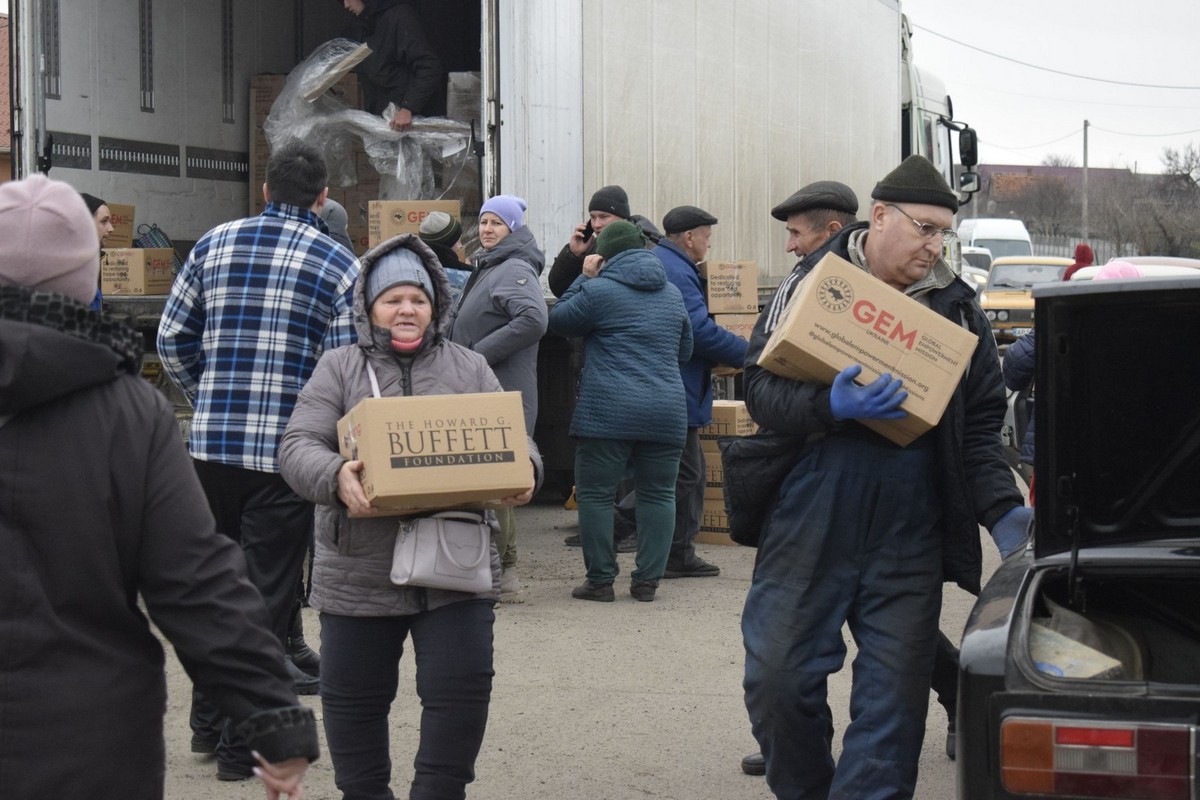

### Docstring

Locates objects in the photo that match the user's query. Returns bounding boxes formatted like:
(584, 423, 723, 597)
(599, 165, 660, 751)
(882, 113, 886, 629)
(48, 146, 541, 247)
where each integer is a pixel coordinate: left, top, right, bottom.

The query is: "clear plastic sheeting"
(264, 39, 475, 202)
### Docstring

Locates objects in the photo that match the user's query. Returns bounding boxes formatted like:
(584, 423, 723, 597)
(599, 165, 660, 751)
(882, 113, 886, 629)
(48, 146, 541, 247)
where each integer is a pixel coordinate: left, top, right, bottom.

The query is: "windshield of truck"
(987, 262, 1067, 290)
(976, 239, 1032, 259)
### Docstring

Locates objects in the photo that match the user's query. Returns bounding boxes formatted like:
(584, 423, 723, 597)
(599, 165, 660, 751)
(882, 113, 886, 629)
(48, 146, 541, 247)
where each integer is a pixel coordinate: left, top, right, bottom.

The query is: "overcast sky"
(901, 0, 1200, 174)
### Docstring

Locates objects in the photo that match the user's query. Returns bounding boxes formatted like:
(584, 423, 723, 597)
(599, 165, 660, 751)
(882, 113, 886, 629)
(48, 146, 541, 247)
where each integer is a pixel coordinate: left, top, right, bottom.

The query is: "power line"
(913, 24, 1200, 90)
(984, 128, 1081, 152)
(985, 125, 1200, 154)
(1091, 125, 1200, 138)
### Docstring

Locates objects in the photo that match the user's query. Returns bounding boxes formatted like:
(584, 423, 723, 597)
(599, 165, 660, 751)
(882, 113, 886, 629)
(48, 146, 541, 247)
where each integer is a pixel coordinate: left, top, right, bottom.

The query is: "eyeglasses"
(886, 204, 957, 245)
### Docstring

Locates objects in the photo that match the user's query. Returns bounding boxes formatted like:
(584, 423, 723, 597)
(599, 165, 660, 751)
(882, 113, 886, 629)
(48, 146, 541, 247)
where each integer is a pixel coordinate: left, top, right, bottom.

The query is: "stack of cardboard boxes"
(703, 259, 759, 377)
(696, 399, 757, 545)
(250, 72, 479, 256)
(250, 73, 375, 254)
(96, 202, 176, 296)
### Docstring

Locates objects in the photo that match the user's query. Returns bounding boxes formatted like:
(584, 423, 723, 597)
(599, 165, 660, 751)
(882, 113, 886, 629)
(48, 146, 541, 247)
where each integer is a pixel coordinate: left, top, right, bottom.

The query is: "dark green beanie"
(595, 220, 645, 260)
(871, 155, 959, 212)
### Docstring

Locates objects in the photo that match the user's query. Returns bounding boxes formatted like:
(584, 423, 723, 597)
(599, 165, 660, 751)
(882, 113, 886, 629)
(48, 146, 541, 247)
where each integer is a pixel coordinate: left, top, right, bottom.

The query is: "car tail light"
(1000, 717, 1193, 798)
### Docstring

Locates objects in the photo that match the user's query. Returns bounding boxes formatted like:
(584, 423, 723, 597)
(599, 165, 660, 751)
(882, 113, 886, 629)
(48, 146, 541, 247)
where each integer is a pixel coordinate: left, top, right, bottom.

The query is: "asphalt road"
(161, 494, 1008, 799)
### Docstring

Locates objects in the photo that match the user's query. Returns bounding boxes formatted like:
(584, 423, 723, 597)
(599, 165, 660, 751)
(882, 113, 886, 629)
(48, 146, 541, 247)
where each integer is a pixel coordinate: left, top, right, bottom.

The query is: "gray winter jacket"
(446, 225, 548, 433)
(279, 234, 543, 617)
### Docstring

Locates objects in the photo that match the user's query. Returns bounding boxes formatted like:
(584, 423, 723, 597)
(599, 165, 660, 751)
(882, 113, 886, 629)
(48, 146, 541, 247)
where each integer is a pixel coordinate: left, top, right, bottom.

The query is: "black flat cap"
(770, 181, 859, 221)
(662, 205, 718, 235)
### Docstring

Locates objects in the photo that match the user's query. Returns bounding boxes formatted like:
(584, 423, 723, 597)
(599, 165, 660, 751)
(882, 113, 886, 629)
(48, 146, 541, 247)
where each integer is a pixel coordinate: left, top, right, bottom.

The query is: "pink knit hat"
(0, 175, 100, 304)
(1093, 260, 1143, 281)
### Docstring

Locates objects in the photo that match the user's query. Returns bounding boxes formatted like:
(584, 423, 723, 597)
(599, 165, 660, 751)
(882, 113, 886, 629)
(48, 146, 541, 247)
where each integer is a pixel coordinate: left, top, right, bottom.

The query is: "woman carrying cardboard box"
(279, 233, 541, 799)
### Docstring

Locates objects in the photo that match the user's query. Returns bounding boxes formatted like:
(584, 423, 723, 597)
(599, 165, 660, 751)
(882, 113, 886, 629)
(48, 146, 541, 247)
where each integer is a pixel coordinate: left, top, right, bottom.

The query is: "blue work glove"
(991, 506, 1033, 558)
(829, 364, 908, 421)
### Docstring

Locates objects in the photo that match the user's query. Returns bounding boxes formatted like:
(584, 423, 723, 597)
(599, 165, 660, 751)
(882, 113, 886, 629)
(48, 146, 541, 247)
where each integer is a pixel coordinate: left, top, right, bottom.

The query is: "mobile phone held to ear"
(581, 220, 594, 242)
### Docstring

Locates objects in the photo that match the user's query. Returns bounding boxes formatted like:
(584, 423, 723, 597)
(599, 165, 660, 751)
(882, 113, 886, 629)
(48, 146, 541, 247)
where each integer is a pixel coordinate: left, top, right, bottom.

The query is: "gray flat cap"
(662, 205, 718, 235)
(770, 181, 859, 221)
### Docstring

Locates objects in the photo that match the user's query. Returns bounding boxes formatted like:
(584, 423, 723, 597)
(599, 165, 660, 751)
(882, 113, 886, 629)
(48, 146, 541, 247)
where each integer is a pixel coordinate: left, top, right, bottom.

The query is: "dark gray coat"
(447, 225, 548, 433)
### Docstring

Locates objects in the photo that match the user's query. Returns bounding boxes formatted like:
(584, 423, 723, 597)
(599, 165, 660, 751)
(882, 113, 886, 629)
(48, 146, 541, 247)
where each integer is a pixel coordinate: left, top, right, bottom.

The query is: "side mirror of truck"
(959, 172, 980, 194)
(959, 127, 979, 168)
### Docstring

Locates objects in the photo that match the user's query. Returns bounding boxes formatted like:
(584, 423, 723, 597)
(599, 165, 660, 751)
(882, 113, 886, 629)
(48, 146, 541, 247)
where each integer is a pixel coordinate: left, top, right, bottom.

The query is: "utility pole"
(1082, 120, 1090, 241)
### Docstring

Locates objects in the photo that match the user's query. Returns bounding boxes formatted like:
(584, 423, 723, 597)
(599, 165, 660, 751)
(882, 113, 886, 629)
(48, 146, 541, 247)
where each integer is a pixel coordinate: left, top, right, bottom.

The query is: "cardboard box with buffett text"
(367, 200, 461, 249)
(705, 455, 725, 501)
(100, 248, 176, 295)
(698, 399, 757, 455)
(757, 252, 978, 446)
(105, 203, 136, 248)
(696, 497, 734, 546)
(337, 392, 531, 516)
(701, 260, 759, 314)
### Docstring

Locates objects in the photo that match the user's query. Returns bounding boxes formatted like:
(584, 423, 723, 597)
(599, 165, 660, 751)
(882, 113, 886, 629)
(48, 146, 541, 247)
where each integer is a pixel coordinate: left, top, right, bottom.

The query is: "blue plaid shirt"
(157, 202, 359, 473)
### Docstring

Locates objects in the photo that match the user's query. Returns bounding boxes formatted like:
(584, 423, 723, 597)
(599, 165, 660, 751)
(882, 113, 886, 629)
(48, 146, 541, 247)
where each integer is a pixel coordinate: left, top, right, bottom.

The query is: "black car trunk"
(1022, 566, 1200, 686)
(1021, 276, 1200, 688)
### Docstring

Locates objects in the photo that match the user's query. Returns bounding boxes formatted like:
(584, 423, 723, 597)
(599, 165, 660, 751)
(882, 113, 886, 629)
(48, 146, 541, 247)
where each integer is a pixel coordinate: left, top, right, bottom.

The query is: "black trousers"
(189, 459, 313, 765)
(669, 428, 705, 564)
(320, 602, 496, 800)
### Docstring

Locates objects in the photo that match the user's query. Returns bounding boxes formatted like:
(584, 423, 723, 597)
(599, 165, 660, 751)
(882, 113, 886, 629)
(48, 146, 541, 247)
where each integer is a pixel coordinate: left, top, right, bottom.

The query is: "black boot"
(741, 752, 766, 776)
(287, 601, 320, 677)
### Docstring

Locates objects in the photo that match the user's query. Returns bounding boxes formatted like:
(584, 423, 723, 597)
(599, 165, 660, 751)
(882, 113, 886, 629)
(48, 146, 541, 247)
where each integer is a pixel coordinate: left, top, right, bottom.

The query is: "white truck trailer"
(9, 0, 975, 281)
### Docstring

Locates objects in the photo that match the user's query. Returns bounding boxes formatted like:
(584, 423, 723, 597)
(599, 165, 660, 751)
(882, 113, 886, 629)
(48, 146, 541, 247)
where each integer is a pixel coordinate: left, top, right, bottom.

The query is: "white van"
(957, 218, 1032, 259)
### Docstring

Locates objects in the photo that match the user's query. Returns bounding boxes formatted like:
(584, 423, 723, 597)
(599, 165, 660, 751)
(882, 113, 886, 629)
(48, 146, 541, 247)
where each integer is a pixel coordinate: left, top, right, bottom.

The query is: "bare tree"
(1042, 154, 1079, 168)
(1023, 175, 1076, 236)
(1131, 144, 1200, 257)
(1160, 143, 1200, 185)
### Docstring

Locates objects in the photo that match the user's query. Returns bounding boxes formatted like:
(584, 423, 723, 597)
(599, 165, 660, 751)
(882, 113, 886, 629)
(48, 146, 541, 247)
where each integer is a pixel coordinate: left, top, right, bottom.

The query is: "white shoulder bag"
(364, 361, 494, 594)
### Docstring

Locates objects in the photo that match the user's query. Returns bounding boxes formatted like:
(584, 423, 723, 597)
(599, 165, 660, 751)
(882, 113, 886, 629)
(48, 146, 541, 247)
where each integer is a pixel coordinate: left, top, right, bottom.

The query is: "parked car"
(957, 275, 1200, 799)
(1000, 383, 1033, 488)
(962, 245, 994, 273)
(980, 257, 1072, 348)
(949, 244, 989, 295)
(1069, 256, 1200, 281)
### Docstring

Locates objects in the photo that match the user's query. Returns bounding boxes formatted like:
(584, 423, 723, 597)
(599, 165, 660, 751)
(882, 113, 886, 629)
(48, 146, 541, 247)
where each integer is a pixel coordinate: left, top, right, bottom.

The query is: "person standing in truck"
(741, 156, 1030, 799)
(652, 205, 746, 580)
(338, 0, 446, 131)
(157, 141, 359, 782)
